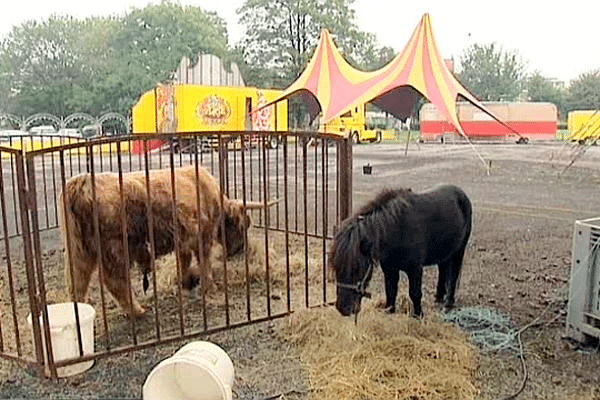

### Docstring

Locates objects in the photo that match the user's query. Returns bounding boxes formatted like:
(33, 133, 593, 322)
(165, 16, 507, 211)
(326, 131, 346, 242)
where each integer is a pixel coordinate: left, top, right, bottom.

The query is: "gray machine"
(565, 217, 600, 343)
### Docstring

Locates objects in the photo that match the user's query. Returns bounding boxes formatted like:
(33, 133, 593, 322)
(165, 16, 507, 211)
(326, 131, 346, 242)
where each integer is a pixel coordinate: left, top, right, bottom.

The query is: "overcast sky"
(1, 0, 598, 84)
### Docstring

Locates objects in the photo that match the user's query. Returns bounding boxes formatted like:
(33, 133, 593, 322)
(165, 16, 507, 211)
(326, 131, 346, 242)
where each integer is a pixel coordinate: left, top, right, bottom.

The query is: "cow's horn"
(244, 198, 282, 209)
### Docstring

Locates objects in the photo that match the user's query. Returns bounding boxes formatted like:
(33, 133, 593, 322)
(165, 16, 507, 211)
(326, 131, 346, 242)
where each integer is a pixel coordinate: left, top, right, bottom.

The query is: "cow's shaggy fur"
(60, 165, 250, 316)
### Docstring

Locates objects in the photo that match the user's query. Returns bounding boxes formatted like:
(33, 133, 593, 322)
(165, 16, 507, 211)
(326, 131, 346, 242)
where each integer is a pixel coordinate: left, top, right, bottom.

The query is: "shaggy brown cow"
(60, 164, 267, 316)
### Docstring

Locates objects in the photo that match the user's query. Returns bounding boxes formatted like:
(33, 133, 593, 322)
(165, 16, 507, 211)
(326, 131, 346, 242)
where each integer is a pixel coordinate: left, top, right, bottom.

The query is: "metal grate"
(590, 227, 600, 314)
(566, 218, 600, 342)
(0, 131, 353, 378)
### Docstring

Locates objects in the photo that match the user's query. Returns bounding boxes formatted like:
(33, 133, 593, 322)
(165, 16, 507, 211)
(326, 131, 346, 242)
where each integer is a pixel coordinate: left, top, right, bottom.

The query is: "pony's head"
(330, 219, 375, 316)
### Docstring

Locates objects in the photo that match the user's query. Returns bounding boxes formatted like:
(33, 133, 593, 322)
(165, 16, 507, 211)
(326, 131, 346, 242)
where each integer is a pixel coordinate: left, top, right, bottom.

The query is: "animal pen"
(0, 131, 352, 379)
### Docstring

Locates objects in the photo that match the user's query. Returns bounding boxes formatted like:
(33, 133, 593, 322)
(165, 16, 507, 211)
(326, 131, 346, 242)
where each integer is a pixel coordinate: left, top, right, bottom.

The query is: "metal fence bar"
(24, 155, 55, 377)
(117, 142, 139, 345)
(58, 151, 86, 363)
(322, 138, 329, 303)
(193, 149, 209, 332)
(167, 141, 186, 336)
(143, 140, 161, 341)
(261, 136, 271, 317)
(218, 135, 231, 326)
(9, 151, 20, 237)
(302, 138, 309, 308)
(0, 130, 350, 377)
(0, 155, 21, 356)
(87, 144, 112, 350)
(240, 134, 251, 322)
(283, 136, 291, 313)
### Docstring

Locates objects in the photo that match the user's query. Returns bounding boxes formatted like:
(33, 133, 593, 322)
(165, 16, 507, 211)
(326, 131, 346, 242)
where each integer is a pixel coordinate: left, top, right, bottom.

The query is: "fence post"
(338, 138, 352, 222)
(14, 153, 49, 377)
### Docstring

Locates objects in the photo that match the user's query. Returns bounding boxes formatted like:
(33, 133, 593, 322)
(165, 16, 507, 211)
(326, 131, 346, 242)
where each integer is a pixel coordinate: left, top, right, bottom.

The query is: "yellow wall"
(132, 90, 158, 134)
(132, 84, 288, 135)
(568, 110, 600, 141)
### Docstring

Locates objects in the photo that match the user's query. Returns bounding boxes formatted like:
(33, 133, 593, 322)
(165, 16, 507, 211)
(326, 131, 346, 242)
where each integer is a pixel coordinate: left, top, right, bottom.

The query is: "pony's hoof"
(411, 311, 424, 319)
(443, 301, 456, 312)
(383, 305, 396, 314)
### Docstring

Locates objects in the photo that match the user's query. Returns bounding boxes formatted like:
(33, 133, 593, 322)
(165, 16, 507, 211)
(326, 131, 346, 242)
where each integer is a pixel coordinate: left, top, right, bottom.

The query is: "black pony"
(330, 184, 472, 317)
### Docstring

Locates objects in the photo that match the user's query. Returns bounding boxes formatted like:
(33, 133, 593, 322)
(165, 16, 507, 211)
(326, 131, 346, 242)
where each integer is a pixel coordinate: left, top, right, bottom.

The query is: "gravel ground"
(1, 140, 599, 399)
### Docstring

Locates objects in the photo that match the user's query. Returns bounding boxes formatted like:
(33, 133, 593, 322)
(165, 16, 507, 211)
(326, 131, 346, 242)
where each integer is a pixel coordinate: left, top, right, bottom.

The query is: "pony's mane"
(329, 188, 412, 274)
(355, 188, 412, 217)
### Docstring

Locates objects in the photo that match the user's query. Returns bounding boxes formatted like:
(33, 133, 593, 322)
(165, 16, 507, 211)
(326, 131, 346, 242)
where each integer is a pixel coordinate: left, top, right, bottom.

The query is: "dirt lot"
(1, 140, 600, 399)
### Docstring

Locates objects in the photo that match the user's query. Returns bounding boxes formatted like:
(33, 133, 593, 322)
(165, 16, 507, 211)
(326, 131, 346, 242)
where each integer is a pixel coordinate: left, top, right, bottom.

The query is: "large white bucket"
(27, 302, 95, 377)
(143, 341, 234, 400)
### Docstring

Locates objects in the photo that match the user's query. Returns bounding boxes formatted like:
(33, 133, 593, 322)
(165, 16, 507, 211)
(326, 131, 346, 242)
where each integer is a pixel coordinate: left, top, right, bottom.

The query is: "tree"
(565, 70, 600, 113)
(108, 0, 230, 113)
(525, 71, 566, 118)
(456, 43, 526, 102)
(0, 1, 231, 117)
(0, 48, 12, 113)
(68, 17, 122, 115)
(1, 15, 86, 116)
(237, 0, 386, 88)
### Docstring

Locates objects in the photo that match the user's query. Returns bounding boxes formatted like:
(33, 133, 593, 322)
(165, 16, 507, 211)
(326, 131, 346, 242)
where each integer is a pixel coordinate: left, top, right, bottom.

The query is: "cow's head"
(219, 199, 280, 257)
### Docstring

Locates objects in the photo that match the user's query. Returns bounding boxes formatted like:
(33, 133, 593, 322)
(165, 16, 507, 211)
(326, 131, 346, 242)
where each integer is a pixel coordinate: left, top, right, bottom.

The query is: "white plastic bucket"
(143, 341, 234, 400)
(27, 302, 95, 377)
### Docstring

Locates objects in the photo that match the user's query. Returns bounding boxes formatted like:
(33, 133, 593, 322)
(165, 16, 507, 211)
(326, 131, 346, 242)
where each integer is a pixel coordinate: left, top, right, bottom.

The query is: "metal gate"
(0, 131, 352, 378)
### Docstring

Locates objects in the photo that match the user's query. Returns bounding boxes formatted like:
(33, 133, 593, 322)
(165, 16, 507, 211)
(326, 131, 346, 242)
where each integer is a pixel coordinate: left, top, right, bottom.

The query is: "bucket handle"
(177, 349, 219, 366)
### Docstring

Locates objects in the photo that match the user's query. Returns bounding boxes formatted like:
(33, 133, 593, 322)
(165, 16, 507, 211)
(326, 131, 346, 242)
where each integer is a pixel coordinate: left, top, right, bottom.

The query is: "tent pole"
(404, 127, 411, 156)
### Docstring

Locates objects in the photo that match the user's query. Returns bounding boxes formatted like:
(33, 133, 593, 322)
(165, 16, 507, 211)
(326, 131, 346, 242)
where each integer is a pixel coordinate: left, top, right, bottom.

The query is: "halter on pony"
(336, 263, 373, 299)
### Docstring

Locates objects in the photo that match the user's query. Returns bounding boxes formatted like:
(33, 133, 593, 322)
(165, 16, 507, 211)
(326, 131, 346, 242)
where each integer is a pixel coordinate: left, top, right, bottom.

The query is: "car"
(29, 125, 57, 135)
(58, 128, 82, 137)
(0, 129, 26, 136)
(82, 124, 102, 138)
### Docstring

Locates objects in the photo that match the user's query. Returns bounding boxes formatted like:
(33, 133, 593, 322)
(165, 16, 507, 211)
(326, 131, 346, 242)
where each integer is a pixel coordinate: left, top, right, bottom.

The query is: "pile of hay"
(280, 301, 478, 400)
(154, 230, 328, 288)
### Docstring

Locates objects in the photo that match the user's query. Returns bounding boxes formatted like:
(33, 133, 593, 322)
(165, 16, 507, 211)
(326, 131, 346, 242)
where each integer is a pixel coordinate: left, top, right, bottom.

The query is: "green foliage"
(0, 1, 230, 117)
(456, 43, 526, 102)
(237, 0, 389, 88)
(97, 1, 229, 114)
(113, 1, 228, 80)
(1, 15, 86, 116)
(525, 71, 566, 118)
(565, 69, 600, 113)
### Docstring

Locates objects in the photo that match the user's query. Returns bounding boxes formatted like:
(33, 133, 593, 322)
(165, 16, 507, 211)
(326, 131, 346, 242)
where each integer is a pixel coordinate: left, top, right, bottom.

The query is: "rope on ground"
(444, 307, 525, 399)
(443, 307, 518, 352)
(446, 276, 570, 400)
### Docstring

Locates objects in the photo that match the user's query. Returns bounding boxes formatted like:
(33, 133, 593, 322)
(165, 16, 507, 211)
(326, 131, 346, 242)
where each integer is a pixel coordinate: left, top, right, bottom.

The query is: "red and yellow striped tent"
(269, 13, 518, 139)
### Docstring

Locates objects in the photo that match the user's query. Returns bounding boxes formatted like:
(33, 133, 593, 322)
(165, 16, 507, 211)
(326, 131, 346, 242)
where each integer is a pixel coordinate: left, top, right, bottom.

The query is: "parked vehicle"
(131, 84, 288, 153)
(321, 103, 399, 144)
(420, 102, 557, 141)
(82, 124, 103, 138)
(29, 126, 57, 135)
(58, 128, 81, 137)
(567, 110, 600, 143)
(0, 129, 26, 137)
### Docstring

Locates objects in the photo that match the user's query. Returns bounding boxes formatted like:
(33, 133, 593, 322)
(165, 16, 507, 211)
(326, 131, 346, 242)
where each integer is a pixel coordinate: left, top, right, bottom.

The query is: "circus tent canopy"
(266, 13, 520, 139)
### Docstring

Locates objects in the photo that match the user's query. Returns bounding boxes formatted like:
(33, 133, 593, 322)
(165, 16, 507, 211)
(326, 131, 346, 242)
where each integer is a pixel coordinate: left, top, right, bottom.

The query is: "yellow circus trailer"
(131, 84, 288, 152)
(567, 110, 600, 143)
